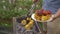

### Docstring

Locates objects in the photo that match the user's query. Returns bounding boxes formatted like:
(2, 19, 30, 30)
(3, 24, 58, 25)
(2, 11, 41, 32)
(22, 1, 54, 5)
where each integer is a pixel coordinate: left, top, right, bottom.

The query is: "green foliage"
(0, 21, 13, 28)
(0, 9, 28, 19)
(0, 0, 42, 19)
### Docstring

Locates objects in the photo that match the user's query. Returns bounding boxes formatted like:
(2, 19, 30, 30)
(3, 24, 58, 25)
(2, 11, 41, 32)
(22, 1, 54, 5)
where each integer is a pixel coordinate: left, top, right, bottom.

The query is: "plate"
(31, 13, 54, 22)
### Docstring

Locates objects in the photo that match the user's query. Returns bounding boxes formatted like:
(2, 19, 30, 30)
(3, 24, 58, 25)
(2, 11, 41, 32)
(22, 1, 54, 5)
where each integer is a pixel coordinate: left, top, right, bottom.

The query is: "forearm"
(54, 8, 60, 19)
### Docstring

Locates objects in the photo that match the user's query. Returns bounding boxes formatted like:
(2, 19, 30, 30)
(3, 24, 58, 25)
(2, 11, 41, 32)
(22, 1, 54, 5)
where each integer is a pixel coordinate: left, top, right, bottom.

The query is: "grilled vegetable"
(25, 20, 34, 30)
(27, 17, 31, 20)
(21, 20, 27, 25)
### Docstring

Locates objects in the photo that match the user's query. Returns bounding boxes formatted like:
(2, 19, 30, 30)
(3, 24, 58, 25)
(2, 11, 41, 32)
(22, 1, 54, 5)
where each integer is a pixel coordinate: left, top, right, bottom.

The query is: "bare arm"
(54, 8, 60, 19)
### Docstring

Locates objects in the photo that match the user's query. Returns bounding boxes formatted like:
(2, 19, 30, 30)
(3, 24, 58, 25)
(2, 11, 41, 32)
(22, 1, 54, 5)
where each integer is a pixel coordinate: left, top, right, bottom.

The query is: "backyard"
(0, 0, 42, 34)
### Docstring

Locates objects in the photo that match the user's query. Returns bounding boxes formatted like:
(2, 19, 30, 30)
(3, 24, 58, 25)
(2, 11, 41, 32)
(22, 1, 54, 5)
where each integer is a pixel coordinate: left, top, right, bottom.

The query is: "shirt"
(42, 0, 60, 14)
